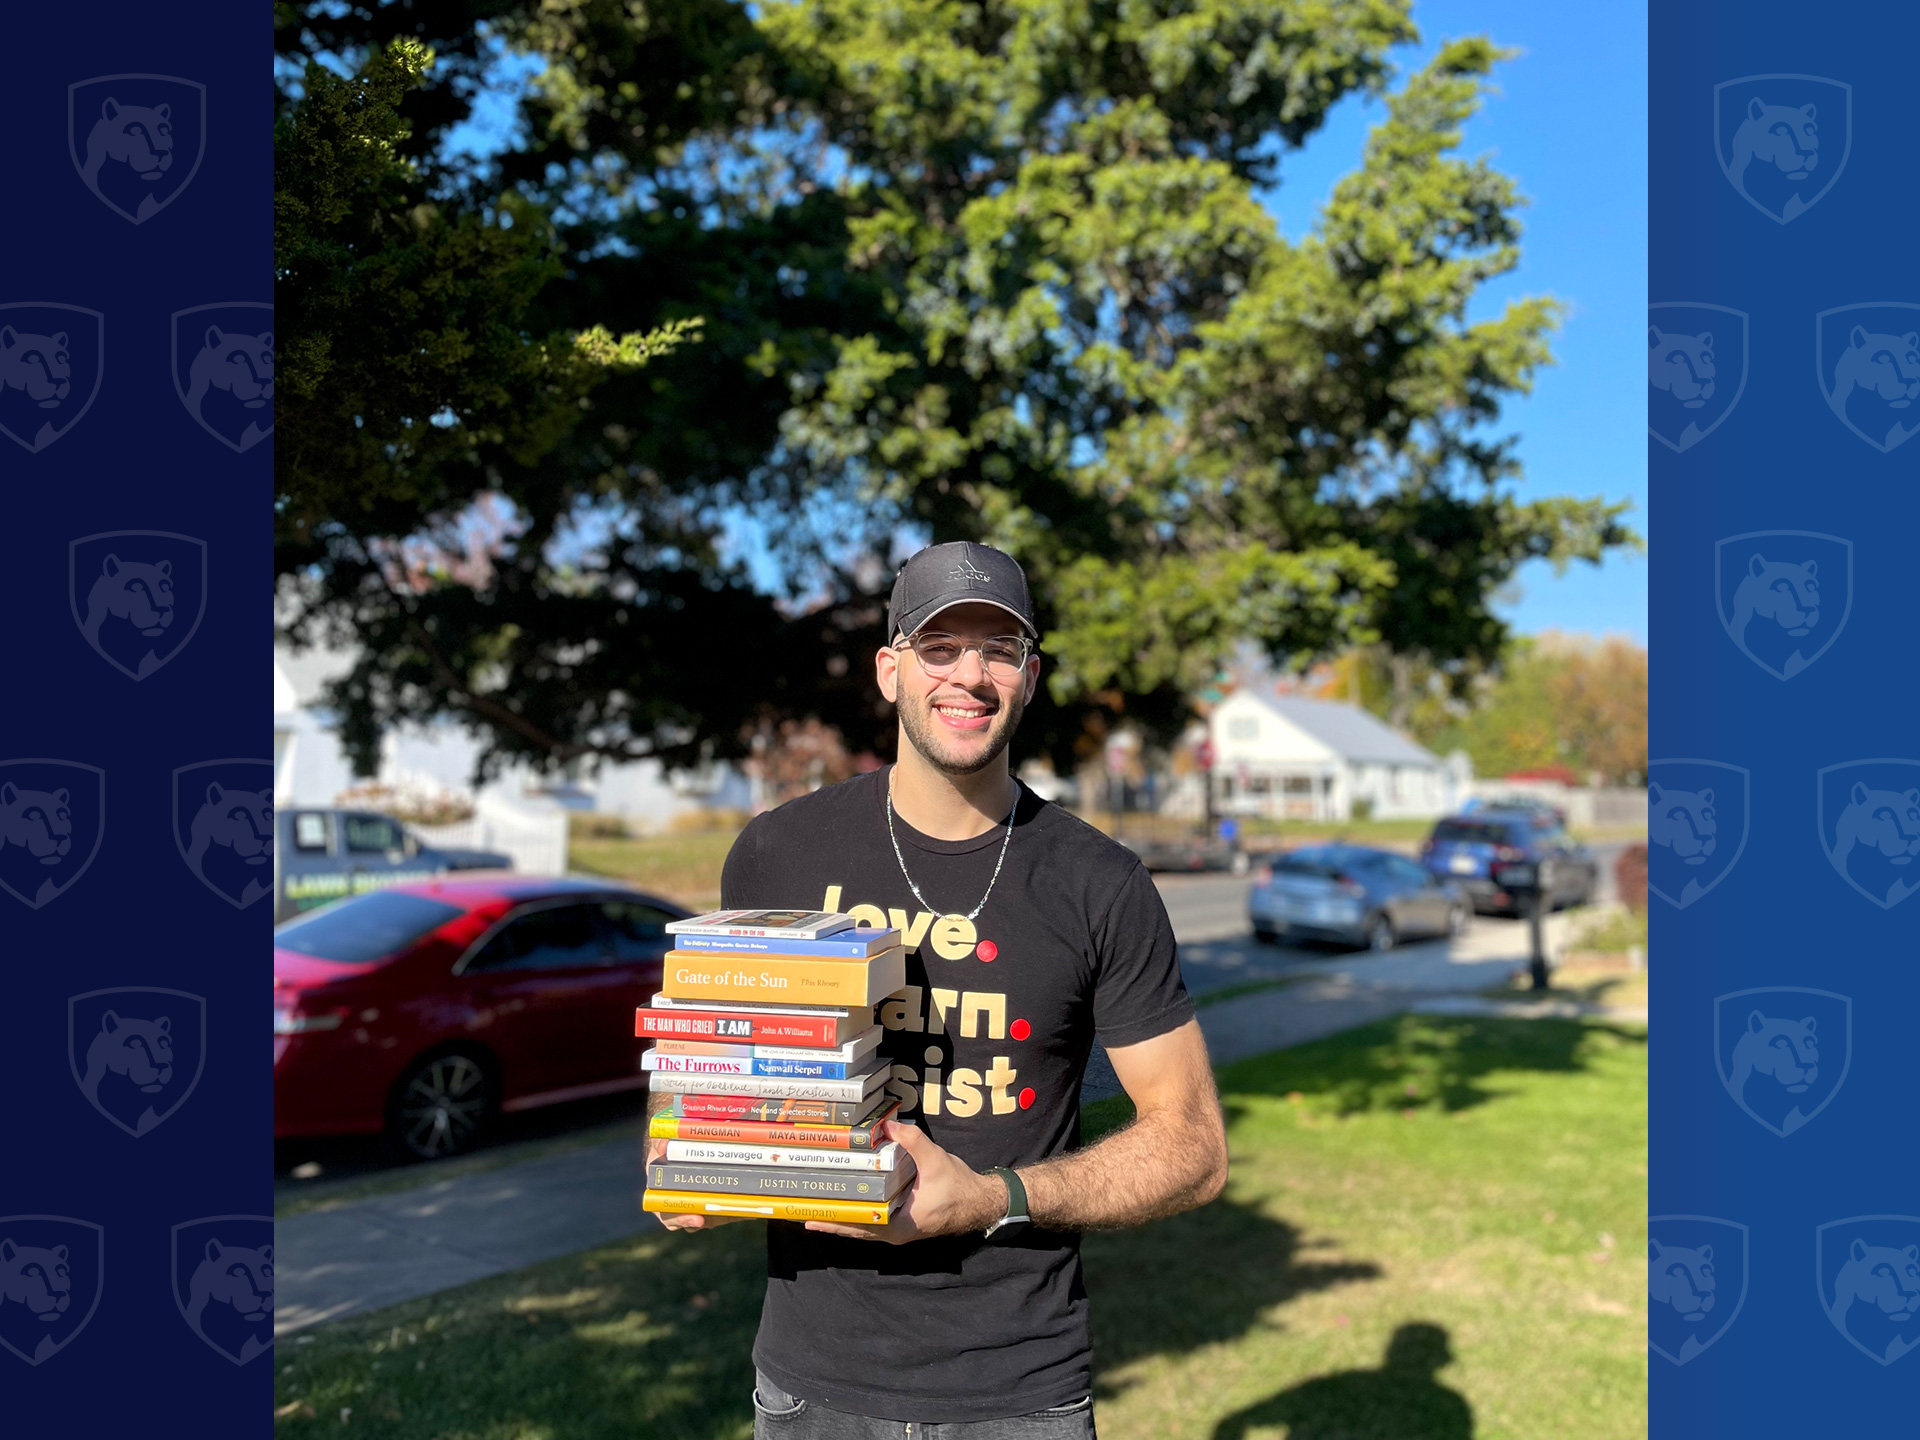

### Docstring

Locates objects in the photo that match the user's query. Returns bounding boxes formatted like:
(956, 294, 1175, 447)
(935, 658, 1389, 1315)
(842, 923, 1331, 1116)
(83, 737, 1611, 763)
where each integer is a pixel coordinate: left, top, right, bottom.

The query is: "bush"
(669, 807, 751, 834)
(569, 813, 632, 840)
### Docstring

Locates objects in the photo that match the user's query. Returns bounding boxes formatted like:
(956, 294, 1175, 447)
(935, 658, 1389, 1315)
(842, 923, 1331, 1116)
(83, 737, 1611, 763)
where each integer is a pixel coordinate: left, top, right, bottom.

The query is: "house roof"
(1243, 691, 1441, 767)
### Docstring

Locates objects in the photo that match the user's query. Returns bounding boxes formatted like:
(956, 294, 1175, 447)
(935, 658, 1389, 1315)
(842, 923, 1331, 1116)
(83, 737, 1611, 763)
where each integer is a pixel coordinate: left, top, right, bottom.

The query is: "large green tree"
(275, 0, 1632, 782)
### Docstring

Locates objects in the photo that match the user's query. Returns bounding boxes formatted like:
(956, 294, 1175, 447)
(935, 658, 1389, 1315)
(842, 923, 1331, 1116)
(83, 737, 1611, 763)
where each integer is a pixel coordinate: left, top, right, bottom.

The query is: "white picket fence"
(413, 792, 569, 876)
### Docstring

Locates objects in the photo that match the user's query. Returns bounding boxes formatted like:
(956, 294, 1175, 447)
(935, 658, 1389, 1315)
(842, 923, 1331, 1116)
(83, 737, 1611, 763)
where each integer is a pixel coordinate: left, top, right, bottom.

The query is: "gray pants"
(753, 1371, 1097, 1439)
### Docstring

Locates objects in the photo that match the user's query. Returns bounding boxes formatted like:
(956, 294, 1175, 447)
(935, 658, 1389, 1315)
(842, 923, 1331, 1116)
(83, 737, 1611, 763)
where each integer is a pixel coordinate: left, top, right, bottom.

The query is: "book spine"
(643, 1053, 863, 1079)
(648, 1160, 908, 1200)
(663, 1141, 898, 1171)
(653, 1036, 873, 1063)
(649, 1112, 895, 1149)
(636, 1010, 841, 1045)
(670, 1095, 871, 1124)
(661, 950, 905, 1008)
(645, 1070, 880, 1101)
(641, 1188, 896, 1224)
(672, 933, 892, 958)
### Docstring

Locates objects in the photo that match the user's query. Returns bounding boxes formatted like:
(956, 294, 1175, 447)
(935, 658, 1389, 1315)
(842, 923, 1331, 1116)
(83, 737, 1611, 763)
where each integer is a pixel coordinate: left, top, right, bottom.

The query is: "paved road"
(276, 862, 1603, 1334)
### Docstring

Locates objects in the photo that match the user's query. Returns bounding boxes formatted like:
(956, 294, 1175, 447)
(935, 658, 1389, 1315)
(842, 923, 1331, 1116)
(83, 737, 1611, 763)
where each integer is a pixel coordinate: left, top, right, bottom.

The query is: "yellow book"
(642, 1187, 902, 1225)
(659, 947, 906, 1008)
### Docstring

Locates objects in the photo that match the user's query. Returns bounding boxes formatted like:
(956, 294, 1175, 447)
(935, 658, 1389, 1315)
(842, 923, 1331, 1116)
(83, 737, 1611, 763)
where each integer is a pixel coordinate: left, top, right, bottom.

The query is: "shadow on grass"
(1085, 1194, 1381, 1400)
(1211, 1322, 1474, 1440)
(1216, 1014, 1648, 1120)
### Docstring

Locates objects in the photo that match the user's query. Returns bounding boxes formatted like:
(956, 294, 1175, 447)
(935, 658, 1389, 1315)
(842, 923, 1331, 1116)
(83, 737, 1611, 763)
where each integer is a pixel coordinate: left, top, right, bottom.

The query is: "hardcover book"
(671, 928, 898, 958)
(649, 1102, 899, 1149)
(662, 1139, 904, 1171)
(644, 1065, 888, 1103)
(641, 1188, 901, 1224)
(660, 948, 906, 1008)
(648, 1157, 914, 1201)
(640, 1001, 874, 1047)
(665, 909, 857, 940)
(651, 1027, 882, 1066)
(668, 1093, 888, 1126)
(643, 1051, 869, 1080)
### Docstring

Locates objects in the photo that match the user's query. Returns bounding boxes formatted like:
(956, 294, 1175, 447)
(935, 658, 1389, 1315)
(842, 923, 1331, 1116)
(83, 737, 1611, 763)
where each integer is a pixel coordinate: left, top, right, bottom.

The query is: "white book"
(663, 1140, 905, 1172)
(665, 909, 856, 940)
(645, 1067, 888, 1102)
(654, 1027, 883, 1065)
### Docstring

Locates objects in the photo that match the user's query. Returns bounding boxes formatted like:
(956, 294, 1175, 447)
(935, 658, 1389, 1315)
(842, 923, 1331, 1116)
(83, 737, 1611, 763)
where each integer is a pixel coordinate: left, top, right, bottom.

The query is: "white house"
(1208, 689, 1463, 821)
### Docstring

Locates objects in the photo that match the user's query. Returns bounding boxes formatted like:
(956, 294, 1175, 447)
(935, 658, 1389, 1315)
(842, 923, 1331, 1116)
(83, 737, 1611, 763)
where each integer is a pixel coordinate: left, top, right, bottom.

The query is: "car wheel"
(1447, 902, 1471, 938)
(389, 1051, 495, 1160)
(1252, 925, 1277, 945)
(1366, 916, 1395, 952)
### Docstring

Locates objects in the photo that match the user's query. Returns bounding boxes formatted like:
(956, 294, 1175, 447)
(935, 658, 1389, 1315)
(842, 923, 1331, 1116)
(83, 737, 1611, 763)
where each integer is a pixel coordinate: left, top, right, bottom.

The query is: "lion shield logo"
(1646, 760, 1749, 909)
(1714, 74, 1851, 224)
(172, 760, 273, 909)
(1714, 988, 1850, 1138)
(68, 74, 206, 224)
(1649, 303, 1747, 453)
(1714, 531, 1851, 681)
(1817, 759, 1920, 910)
(0, 303, 104, 454)
(0, 760, 104, 910)
(172, 302, 272, 453)
(68, 531, 208, 681)
(1816, 303, 1920, 453)
(0, 1216, 103, 1367)
(1817, 1216, 1920, 1366)
(1649, 1215, 1748, 1365)
(67, 988, 206, 1138)
(172, 1216, 273, 1365)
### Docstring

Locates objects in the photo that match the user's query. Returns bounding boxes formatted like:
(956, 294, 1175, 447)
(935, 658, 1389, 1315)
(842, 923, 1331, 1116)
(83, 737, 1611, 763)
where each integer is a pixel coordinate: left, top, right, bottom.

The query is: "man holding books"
(653, 540, 1229, 1437)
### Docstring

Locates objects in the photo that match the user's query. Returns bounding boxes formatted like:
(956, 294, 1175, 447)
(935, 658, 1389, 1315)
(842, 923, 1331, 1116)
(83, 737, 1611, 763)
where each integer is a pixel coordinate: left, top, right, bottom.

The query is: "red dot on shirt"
(976, 940, 999, 962)
(1018, 1087, 1036, 1110)
(1010, 1018, 1032, 1042)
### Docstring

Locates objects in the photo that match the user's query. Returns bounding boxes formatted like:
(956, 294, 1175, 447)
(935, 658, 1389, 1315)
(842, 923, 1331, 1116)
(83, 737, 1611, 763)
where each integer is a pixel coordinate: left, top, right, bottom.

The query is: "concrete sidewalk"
(276, 911, 1588, 1335)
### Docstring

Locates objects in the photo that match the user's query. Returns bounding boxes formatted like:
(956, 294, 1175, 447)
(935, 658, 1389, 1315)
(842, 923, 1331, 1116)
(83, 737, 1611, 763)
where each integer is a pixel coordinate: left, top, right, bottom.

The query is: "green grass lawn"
(274, 1016, 1645, 1440)
(567, 830, 741, 910)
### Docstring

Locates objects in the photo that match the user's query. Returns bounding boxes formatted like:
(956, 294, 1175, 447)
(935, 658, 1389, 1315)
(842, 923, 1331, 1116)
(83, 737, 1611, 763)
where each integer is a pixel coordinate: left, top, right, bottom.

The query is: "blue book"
(672, 928, 899, 958)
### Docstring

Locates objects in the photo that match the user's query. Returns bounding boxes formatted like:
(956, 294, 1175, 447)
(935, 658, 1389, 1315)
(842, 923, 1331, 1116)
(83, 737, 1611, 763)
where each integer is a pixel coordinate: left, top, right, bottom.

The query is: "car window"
(1383, 856, 1429, 887)
(343, 814, 405, 854)
(1274, 852, 1343, 878)
(601, 901, 675, 961)
(275, 891, 464, 964)
(293, 813, 331, 853)
(467, 903, 610, 971)
(1432, 820, 1509, 844)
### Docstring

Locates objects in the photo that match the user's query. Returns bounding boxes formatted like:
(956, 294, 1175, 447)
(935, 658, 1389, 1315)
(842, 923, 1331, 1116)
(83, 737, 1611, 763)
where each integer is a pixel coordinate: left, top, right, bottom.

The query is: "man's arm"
(803, 1017, 1227, 1242)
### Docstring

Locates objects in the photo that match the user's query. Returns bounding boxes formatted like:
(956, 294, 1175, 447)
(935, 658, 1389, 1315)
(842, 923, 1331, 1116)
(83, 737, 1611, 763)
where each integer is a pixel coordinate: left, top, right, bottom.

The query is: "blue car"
(1249, 844, 1471, 951)
(1420, 812, 1598, 916)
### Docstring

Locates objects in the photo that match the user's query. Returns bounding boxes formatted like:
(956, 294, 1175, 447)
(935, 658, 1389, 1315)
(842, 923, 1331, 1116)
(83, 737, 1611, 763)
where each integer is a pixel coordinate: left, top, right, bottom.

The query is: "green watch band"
(985, 1166, 1030, 1237)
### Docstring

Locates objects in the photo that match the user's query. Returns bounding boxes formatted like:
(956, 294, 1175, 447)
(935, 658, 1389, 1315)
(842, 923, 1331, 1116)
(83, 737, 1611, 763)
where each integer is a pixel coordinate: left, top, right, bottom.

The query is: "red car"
(274, 876, 688, 1158)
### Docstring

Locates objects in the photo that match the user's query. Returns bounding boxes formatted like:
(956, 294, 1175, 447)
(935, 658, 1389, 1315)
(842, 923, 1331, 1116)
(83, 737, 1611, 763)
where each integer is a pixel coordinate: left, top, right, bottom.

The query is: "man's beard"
(898, 683, 1027, 777)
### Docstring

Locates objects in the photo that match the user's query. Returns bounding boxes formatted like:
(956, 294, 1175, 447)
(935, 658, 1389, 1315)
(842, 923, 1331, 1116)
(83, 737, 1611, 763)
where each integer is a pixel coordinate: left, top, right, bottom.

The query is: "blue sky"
(1267, 2, 1647, 642)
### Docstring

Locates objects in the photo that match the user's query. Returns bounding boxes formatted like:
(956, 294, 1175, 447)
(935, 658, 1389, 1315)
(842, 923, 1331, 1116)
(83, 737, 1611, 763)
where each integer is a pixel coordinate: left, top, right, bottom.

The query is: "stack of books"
(639, 909, 913, 1225)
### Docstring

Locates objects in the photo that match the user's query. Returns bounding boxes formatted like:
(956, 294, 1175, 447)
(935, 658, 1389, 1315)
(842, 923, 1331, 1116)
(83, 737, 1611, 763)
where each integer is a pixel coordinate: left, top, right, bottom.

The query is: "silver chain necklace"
(885, 771, 1017, 921)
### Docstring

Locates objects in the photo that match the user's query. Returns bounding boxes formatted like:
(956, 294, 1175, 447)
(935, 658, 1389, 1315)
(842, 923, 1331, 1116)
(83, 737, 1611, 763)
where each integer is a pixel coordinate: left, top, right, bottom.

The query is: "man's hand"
(803, 1119, 1005, 1243)
(646, 1133, 748, 1231)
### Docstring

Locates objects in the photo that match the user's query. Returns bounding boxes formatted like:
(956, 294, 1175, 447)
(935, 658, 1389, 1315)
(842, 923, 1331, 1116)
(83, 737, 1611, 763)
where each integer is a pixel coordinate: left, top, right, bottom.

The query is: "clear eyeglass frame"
(897, 631, 1034, 682)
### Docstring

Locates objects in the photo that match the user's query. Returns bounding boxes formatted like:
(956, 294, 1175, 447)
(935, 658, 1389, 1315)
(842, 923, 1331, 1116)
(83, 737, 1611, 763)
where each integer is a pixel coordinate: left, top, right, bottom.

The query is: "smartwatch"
(984, 1166, 1031, 1238)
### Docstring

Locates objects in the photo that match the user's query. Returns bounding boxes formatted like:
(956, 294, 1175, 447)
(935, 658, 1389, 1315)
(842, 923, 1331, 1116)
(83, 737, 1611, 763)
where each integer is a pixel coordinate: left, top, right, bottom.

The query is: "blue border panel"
(0, 3, 269, 1428)
(1652, 8, 1920, 1433)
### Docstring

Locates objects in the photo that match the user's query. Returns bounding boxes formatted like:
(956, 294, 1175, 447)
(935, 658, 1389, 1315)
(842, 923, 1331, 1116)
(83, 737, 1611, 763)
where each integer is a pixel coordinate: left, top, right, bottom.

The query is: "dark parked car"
(1248, 844, 1470, 951)
(274, 806, 512, 922)
(274, 876, 688, 1158)
(1420, 812, 1598, 915)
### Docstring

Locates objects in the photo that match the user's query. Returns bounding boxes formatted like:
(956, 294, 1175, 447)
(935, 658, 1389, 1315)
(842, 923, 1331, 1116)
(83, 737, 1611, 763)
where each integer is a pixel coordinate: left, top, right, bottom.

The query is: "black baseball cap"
(888, 541, 1037, 641)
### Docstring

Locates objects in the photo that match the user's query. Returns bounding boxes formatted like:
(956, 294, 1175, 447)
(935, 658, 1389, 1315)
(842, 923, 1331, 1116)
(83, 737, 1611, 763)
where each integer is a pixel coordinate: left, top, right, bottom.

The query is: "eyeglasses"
(897, 632, 1033, 682)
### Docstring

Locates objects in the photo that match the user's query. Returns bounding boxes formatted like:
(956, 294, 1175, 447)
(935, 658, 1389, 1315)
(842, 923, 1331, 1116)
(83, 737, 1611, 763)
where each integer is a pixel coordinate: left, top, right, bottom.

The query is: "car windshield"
(1432, 819, 1516, 845)
(276, 891, 465, 964)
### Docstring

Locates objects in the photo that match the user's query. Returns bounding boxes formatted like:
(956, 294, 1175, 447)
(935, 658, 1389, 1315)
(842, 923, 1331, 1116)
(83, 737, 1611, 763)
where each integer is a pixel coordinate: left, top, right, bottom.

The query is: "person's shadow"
(1210, 1322, 1473, 1440)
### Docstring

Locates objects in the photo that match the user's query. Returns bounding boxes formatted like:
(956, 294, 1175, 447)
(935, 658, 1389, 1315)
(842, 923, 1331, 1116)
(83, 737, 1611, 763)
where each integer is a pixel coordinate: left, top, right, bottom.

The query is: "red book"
(636, 1004, 868, 1047)
(648, 1102, 901, 1150)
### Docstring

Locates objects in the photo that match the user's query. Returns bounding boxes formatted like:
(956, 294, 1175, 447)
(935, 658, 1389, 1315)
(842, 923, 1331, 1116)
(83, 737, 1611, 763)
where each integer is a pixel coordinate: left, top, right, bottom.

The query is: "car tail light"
(1336, 875, 1367, 899)
(274, 1004, 348, 1035)
(1495, 844, 1525, 862)
(1254, 865, 1273, 886)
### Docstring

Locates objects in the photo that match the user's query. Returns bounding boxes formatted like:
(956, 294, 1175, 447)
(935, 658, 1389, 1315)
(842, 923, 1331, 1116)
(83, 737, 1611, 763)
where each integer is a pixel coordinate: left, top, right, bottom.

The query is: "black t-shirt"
(719, 767, 1192, 1422)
